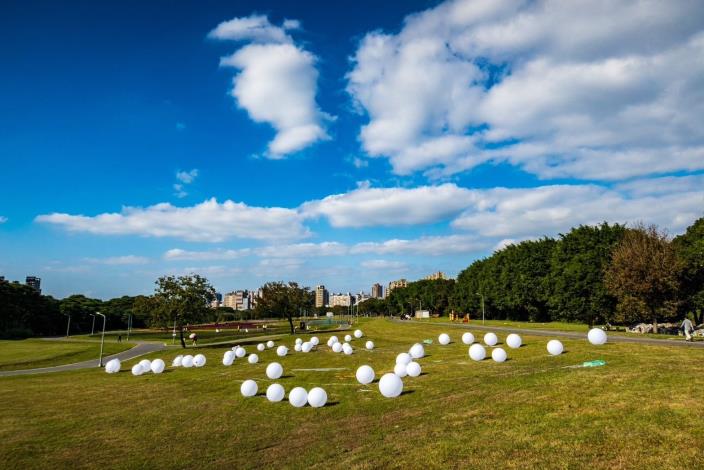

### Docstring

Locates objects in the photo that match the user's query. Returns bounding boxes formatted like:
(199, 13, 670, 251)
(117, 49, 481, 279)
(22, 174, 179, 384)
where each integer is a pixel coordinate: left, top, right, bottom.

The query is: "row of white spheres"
(171, 354, 206, 369)
(240, 380, 328, 407)
(130, 358, 168, 375)
(223, 349, 259, 365)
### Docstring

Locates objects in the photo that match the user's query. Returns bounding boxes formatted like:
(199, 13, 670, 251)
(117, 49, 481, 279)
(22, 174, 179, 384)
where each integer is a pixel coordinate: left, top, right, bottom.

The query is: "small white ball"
(344, 334, 352, 342)
(266, 362, 283, 379)
(438, 333, 451, 345)
(223, 350, 235, 366)
(484, 332, 498, 346)
(256, 343, 265, 352)
(365, 340, 375, 350)
(409, 343, 425, 359)
(506, 334, 522, 349)
(491, 347, 507, 363)
(193, 354, 206, 367)
(294, 343, 302, 352)
(302, 342, 313, 353)
(469, 343, 486, 361)
(248, 354, 259, 364)
(276, 346, 288, 357)
(131, 364, 144, 376)
(288, 387, 308, 408)
(295, 338, 303, 345)
(329, 336, 339, 345)
(150, 359, 165, 374)
(547, 340, 564, 356)
(342, 343, 353, 355)
(394, 363, 408, 377)
(332, 342, 343, 353)
(396, 353, 412, 365)
(105, 358, 121, 374)
(310, 336, 319, 346)
(356, 365, 375, 385)
(379, 373, 403, 398)
(240, 379, 257, 397)
(235, 347, 246, 358)
(461, 332, 475, 345)
(406, 361, 421, 377)
(588, 328, 607, 345)
(266, 340, 275, 349)
(307, 387, 328, 408)
(172, 355, 183, 367)
(181, 355, 194, 368)
(354, 329, 363, 338)
(139, 359, 152, 372)
(266, 383, 285, 402)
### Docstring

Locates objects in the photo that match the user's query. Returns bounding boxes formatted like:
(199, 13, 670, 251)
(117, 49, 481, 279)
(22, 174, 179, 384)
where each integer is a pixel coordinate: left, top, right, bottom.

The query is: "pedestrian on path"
(681, 317, 695, 341)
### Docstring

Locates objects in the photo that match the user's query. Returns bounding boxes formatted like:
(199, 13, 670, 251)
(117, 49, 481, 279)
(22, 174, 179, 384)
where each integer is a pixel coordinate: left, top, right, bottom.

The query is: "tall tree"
(254, 281, 313, 334)
(604, 224, 682, 333)
(673, 217, 704, 324)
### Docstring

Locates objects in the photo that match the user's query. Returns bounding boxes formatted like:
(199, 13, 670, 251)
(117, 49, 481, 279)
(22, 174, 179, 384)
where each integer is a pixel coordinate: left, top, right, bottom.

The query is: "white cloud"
(211, 15, 329, 157)
(301, 183, 475, 227)
(360, 259, 407, 270)
(86, 255, 150, 265)
(163, 248, 251, 261)
(36, 198, 309, 243)
(174, 169, 198, 198)
(351, 234, 487, 256)
(348, 0, 704, 180)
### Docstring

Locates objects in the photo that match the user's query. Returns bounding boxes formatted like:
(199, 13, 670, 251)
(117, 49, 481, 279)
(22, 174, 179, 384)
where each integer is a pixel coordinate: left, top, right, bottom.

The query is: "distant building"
(388, 278, 407, 295)
(371, 283, 383, 299)
(223, 290, 250, 310)
(425, 271, 447, 281)
(223, 292, 237, 309)
(355, 291, 371, 304)
(315, 285, 329, 308)
(26, 276, 41, 294)
(210, 292, 223, 308)
(330, 292, 352, 307)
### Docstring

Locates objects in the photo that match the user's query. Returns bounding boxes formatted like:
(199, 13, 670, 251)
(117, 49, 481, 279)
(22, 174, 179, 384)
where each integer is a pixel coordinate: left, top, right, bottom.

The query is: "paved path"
(392, 319, 704, 348)
(0, 342, 167, 377)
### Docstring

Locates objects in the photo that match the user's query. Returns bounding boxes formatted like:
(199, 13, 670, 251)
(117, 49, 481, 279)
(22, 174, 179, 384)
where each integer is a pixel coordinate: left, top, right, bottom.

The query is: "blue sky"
(1, 0, 703, 299)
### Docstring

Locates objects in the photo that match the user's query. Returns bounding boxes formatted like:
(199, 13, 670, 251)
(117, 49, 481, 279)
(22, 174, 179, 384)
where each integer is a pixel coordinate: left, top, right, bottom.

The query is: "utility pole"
(64, 313, 71, 338)
(126, 313, 132, 341)
(96, 312, 106, 367)
(90, 313, 96, 336)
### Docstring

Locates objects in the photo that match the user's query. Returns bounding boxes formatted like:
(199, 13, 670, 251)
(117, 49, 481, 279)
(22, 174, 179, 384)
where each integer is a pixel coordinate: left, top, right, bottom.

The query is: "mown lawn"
(0, 339, 132, 371)
(0, 318, 702, 469)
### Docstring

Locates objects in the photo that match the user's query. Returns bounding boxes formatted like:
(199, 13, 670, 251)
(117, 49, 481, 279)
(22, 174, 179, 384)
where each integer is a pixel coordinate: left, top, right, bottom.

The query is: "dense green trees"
(673, 217, 704, 323)
(386, 279, 456, 316)
(254, 281, 314, 334)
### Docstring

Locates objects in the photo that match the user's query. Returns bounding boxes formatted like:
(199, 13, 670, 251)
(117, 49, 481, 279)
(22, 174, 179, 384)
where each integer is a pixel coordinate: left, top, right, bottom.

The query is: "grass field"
(0, 339, 132, 371)
(1, 318, 702, 469)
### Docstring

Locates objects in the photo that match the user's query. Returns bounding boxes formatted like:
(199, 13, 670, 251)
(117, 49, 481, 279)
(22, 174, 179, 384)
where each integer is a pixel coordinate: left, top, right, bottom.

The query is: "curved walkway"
(0, 342, 166, 377)
(392, 319, 704, 348)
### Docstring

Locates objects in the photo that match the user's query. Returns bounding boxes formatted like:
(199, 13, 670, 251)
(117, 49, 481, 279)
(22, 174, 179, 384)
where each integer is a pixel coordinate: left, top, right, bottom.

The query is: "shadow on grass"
(400, 390, 415, 396)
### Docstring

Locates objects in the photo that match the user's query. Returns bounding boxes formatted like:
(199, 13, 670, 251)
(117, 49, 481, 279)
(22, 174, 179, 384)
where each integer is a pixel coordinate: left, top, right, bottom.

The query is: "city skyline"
(1, 0, 703, 299)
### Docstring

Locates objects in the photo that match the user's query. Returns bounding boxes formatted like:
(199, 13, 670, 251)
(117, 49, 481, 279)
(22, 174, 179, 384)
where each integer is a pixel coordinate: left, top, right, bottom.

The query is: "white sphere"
(235, 347, 246, 358)
(484, 332, 498, 346)
(294, 343, 302, 352)
(105, 358, 121, 374)
(506, 333, 522, 349)
(310, 336, 319, 346)
(356, 365, 375, 385)
(276, 346, 288, 357)
(307, 387, 328, 408)
(438, 333, 451, 345)
(547, 340, 564, 356)
(365, 340, 374, 350)
(150, 359, 165, 374)
(193, 354, 206, 367)
(344, 334, 352, 342)
(342, 343, 353, 355)
(491, 347, 507, 363)
(332, 342, 343, 353)
(379, 373, 403, 398)
(139, 359, 152, 372)
(240, 379, 258, 397)
(461, 332, 475, 345)
(172, 355, 183, 367)
(266, 340, 275, 349)
(266, 383, 285, 402)
(223, 350, 235, 366)
(288, 387, 308, 407)
(394, 363, 408, 377)
(588, 328, 607, 345)
(248, 353, 259, 364)
(266, 362, 283, 379)
(181, 355, 194, 368)
(131, 364, 144, 376)
(354, 329, 363, 338)
(409, 343, 425, 359)
(329, 336, 339, 345)
(295, 338, 303, 345)
(231, 346, 238, 351)
(469, 343, 486, 361)
(257, 343, 265, 352)
(406, 361, 421, 377)
(302, 342, 313, 353)
(396, 352, 412, 365)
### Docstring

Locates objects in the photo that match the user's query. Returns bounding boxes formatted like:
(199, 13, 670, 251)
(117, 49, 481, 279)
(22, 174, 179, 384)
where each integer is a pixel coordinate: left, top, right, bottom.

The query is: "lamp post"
(90, 313, 96, 336)
(476, 292, 485, 325)
(64, 313, 71, 338)
(96, 312, 106, 367)
(126, 313, 132, 341)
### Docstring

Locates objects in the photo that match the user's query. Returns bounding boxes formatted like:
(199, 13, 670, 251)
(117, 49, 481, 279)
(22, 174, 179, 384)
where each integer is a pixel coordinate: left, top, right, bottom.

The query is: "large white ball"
(506, 334, 522, 349)
(483, 332, 498, 346)
(344, 334, 352, 342)
(329, 336, 339, 345)
(240, 379, 257, 397)
(342, 343, 353, 355)
(266, 340, 275, 349)
(193, 354, 206, 367)
(409, 343, 425, 359)
(547, 340, 564, 355)
(394, 363, 408, 377)
(235, 347, 246, 358)
(276, 346, 288, 357)
(172, 355, 183, 367)
(294, 343, 302, 352)
(150, 359, 165, 374)
(302, 342, 313, 353)
(248, 354, 259, 364)
(181, 355, 194, 368)
(266, 383, 285, 402)
(266, 362, 283, 379)
(105, 358, 121, 374)
(379, 373, 403, 398)
(356, 365, 375, 385)
(332, 342, 343, 353)
(295, 338, 303, 345)
(307, 387, 328, 408)
(396, 352, 412, 365)
(365, 340, 375, 350)
(256, 343, 265, 352)
(438, 333, 451, 345)
(406, 361, 421, 377)
(288, 387, 308, 407)
(461, 332, 475, 345)
(131, 364, 144, 376)
(310, 336, 319, 346)
(139, 359, 152, 372)
(469, 343, 486, 361)
(223, 350, 235, 366)
(588, 328, 607, 345)
(354, 329, 363, 338)
(491, 347, 507, 363)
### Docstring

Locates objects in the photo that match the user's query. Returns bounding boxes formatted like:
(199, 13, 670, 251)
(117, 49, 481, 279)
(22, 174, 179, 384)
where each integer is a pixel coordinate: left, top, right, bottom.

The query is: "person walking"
(117, 334, 122, 343)
(681, 317, 695, 341)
